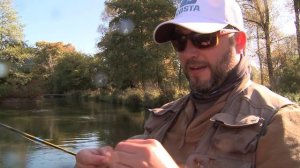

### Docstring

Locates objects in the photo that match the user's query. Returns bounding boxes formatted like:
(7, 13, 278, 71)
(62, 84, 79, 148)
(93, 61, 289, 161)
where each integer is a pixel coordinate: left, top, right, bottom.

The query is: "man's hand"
(75, 146, 113, 168)
(75, 139, 178, 168)
(112, 139, 179, 168)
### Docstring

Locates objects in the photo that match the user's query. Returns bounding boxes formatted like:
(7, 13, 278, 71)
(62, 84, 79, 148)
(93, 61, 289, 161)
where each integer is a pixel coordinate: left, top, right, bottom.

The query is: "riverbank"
(0, 88, 298, 109)
(66, 88, 189, 108)
(67, 88, 300, 108)
(0, 97, 43, 110)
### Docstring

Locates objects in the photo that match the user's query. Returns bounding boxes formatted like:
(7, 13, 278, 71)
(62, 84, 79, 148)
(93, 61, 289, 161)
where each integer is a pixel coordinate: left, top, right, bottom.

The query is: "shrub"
(123, 88, 144, 107)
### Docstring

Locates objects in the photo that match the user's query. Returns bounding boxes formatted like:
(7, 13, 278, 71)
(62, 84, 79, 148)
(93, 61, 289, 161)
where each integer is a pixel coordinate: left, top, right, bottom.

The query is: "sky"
(13, 0, 105, 55)
(273, 0, 295, 35)
(12, 0, 295, 56)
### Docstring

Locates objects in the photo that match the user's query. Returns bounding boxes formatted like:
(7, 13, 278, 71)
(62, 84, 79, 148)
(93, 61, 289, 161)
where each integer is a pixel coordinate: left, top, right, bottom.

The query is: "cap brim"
(153, 19, 227, 44)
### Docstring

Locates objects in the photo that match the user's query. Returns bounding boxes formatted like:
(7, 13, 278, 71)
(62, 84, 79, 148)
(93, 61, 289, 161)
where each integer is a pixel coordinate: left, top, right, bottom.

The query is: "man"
(75, 0, 300, 167)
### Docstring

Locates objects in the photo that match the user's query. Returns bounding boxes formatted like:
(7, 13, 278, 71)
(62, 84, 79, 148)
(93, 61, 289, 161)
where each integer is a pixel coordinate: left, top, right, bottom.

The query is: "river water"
(0, 98, 147, 168)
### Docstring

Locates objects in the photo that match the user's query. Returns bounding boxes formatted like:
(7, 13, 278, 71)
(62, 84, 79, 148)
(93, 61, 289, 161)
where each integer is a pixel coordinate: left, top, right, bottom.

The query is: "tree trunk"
(256, 26, 264, 85)
(263, 0, 275, 89)
(294, 0, 300, 59)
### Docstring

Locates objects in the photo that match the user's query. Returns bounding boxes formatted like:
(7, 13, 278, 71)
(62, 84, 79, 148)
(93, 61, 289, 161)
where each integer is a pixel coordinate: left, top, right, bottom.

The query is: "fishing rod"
(0, 122, 76, 156)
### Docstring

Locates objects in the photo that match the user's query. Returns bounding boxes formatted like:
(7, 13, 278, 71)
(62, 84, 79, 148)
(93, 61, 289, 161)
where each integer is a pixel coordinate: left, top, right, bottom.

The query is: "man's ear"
(235, 31, 247, 54)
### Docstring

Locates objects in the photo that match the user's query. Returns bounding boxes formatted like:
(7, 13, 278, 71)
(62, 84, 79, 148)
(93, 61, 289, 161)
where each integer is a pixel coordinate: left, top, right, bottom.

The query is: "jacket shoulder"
(242, 82, 293, 110)
(149, 94, 190, 115)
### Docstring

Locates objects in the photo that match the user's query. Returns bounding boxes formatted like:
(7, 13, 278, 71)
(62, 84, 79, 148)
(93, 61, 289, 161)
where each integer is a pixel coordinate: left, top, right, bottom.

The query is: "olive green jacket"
(140, 81, 300, 168)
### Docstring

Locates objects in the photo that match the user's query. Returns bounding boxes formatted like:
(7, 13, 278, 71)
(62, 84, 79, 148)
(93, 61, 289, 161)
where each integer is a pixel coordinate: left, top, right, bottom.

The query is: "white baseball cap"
(153, 0, 244, 43)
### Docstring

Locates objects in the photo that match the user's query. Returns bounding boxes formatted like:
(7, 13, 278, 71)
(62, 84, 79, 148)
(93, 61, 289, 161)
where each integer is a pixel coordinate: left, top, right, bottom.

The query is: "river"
(0, 98, 147, 168)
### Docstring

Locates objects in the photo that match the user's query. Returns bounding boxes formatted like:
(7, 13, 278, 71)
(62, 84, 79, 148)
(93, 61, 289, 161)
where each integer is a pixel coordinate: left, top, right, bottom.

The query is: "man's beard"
(183, 49, 235, 94)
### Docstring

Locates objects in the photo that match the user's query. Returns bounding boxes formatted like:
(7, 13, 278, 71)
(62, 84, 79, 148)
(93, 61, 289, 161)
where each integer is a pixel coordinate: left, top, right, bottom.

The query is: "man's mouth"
(189, 64, 208, 71)
(190, 65, 206, 69)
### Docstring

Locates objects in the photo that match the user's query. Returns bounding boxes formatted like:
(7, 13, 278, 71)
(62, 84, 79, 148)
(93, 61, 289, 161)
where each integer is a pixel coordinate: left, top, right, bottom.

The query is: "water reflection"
(0, 98, 146, 168)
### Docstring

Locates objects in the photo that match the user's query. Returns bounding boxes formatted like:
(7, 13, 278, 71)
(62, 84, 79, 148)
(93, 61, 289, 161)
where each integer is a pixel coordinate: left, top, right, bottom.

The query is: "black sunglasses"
(170, 29, 238, 52)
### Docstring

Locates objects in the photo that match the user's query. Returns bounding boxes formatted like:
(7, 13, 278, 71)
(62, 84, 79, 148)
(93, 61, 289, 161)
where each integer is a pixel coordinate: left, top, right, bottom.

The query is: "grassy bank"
(67, 87, 189, 108)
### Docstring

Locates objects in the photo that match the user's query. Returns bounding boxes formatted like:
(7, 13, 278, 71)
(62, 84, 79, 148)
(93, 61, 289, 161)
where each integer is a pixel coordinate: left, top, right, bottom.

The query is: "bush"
(143, 88, 161, 107)
(276, 57, 300, 93)
(0, 80, 43, 99)
(115, 88, 142, 107)
(0, 84, 12, 98)
(82, 86, 190, 108)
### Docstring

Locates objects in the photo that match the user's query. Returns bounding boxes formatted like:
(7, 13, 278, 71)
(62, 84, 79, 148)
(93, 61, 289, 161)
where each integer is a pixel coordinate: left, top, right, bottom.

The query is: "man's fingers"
(115, 139, 160, 153)
(125, 138, 157, 144)
(112, 139, 161, 168)
(97, 146, 114, 156)
(76, 147, 113, 165)
(115, 141, 150, 155)
(76, 153, 106, 166)
(112, 151, 137, 168)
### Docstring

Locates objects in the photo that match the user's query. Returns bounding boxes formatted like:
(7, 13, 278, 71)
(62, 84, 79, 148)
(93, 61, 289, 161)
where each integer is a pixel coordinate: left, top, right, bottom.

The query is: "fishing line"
(0, 122, 76, 156)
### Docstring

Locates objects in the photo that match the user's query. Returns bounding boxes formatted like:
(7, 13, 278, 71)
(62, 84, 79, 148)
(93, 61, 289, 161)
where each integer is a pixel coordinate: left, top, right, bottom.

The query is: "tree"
(293, 0, 300, 59)
(49, 52, 94, 93)
(34, 41, 76, 78)
(0, 0, 39, 98)
(240, 0, 277, 89)
(271, 34, 299, 93)
(0, 0, 25, 74)
(255, 25, 265, 85)
(32, 41, 79, 93)
(97, 0, 177, 91)
(0, 0, 23, 50)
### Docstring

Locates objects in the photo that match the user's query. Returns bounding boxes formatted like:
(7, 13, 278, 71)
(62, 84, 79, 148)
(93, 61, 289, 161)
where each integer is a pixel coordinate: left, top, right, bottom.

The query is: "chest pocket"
(207, 113, 263, 168)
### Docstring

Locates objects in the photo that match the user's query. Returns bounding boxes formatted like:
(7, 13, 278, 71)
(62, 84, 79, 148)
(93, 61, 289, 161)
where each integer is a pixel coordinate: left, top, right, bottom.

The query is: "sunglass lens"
(170, 32, 218, 51)
(171, 33, 187, 52)
(191, 33, 217, 49)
